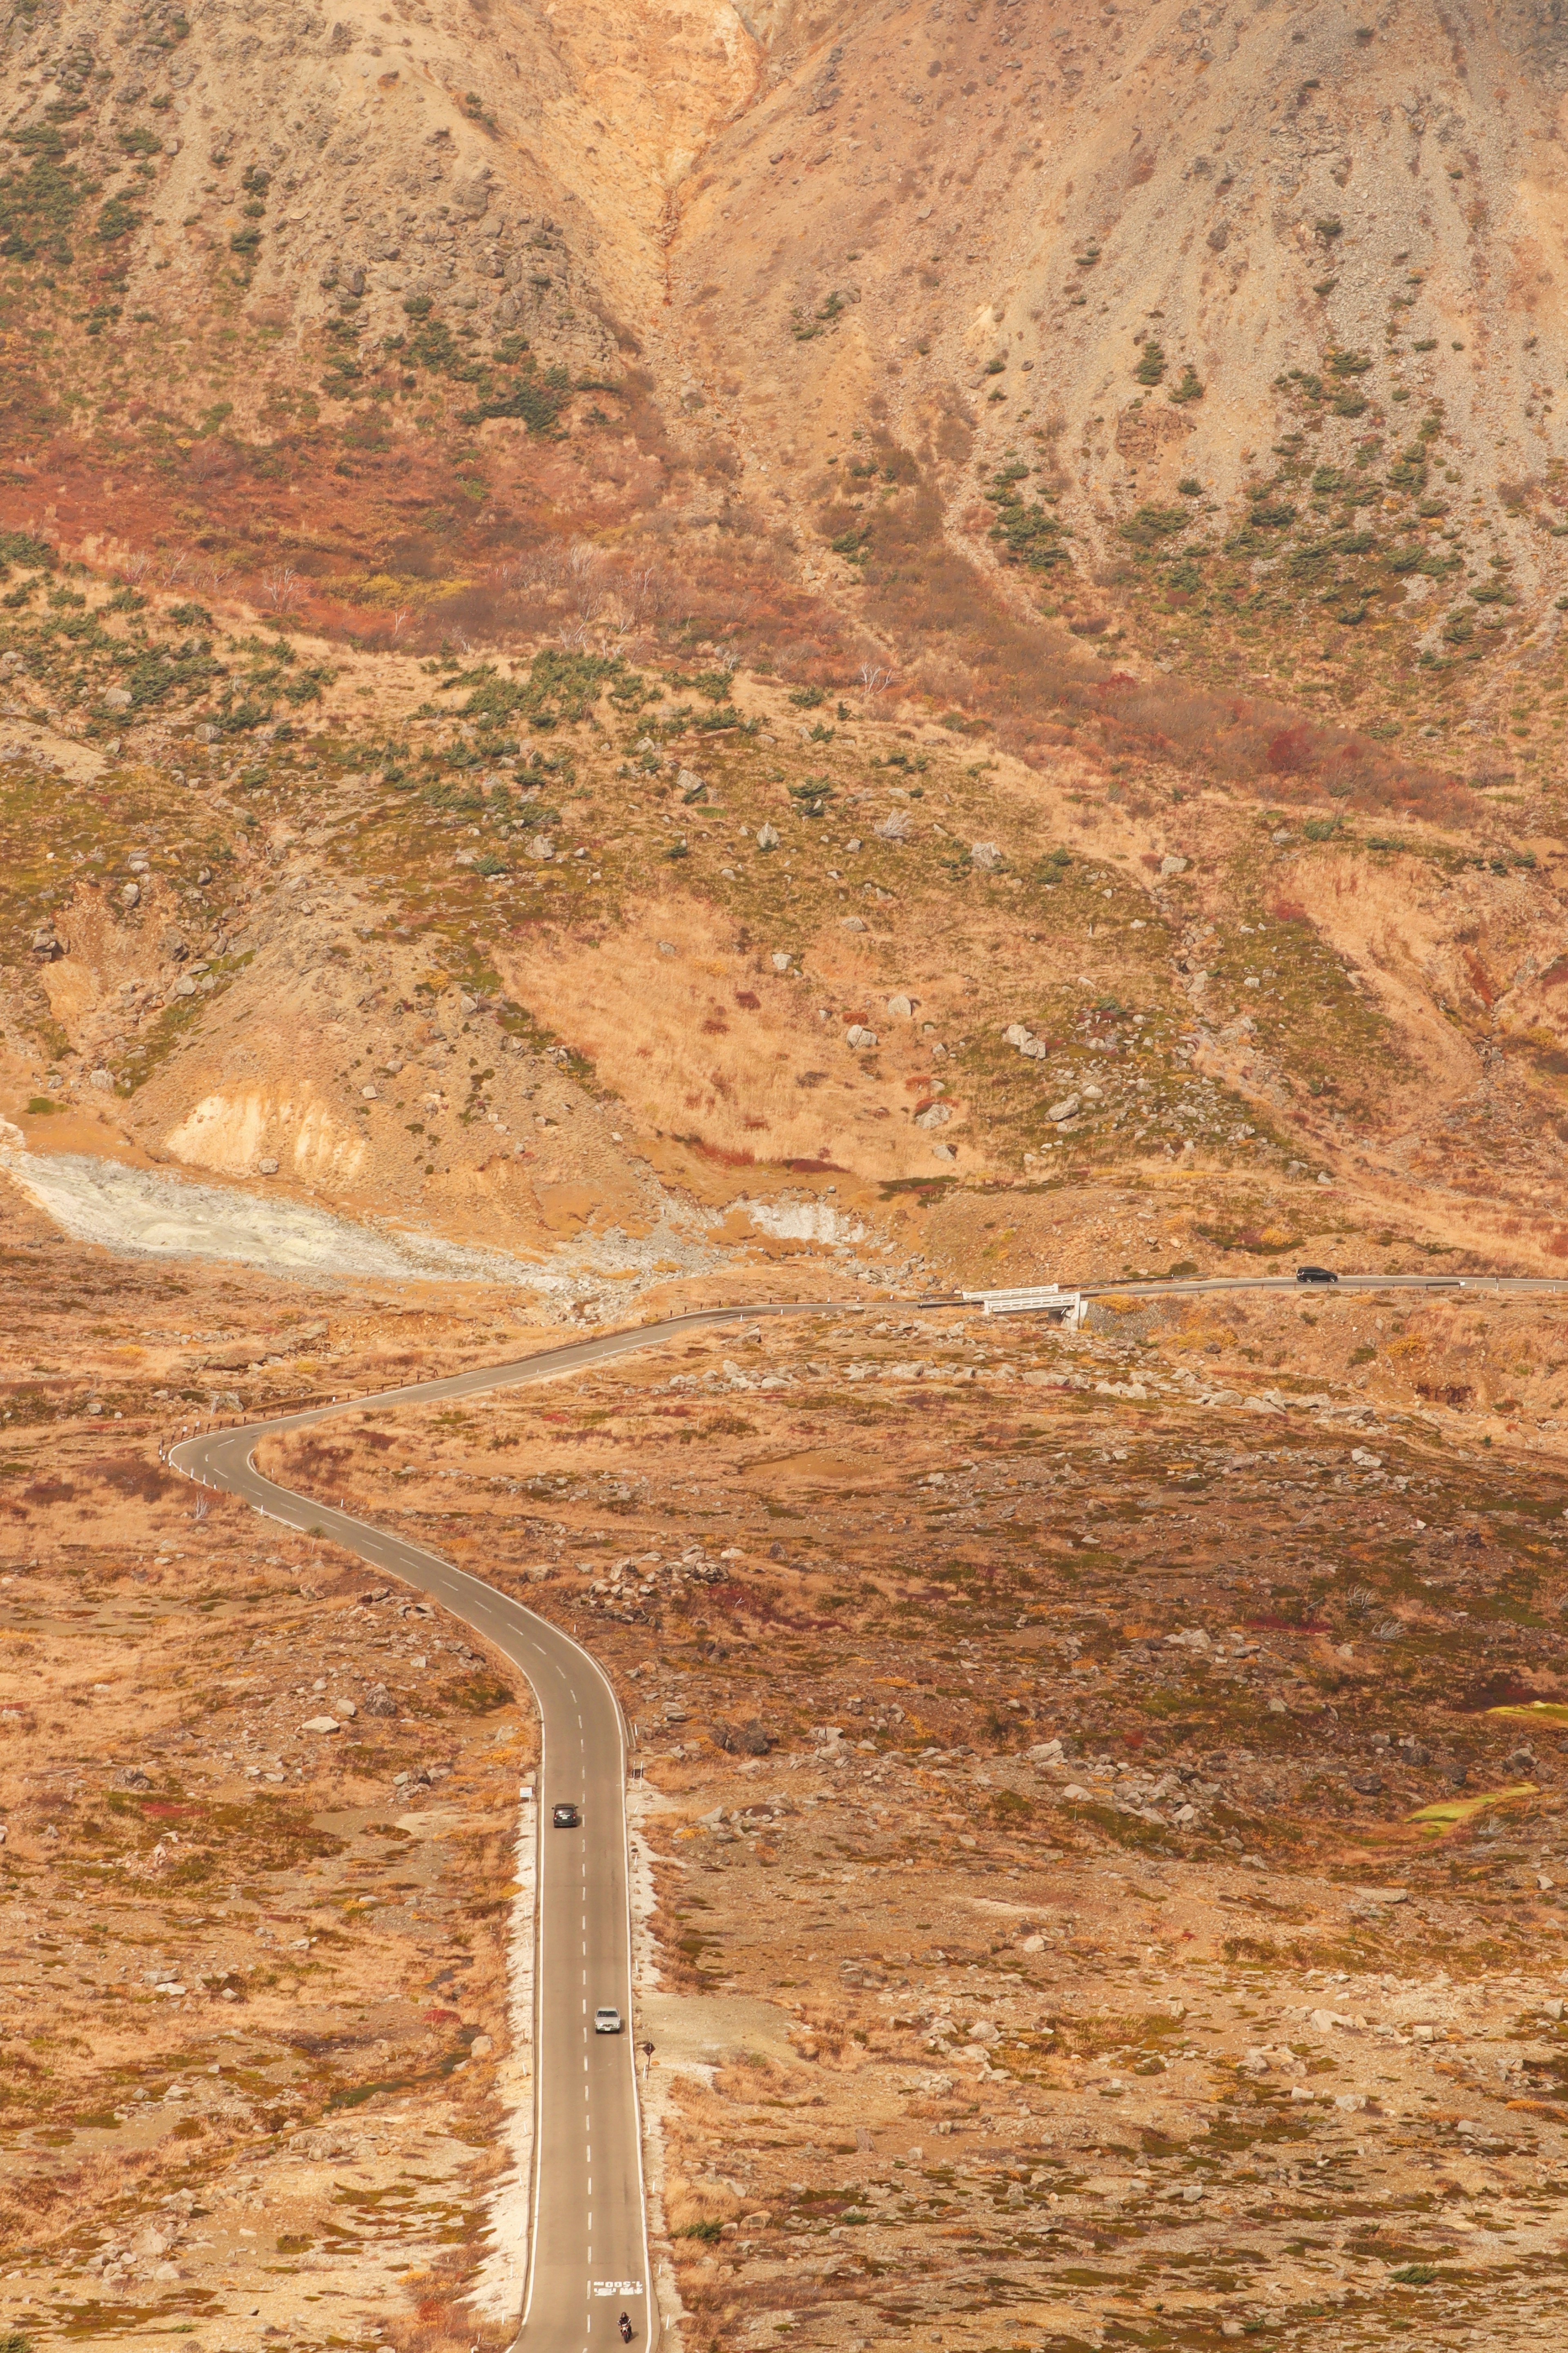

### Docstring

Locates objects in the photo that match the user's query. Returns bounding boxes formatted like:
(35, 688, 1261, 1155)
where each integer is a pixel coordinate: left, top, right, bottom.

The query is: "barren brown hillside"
(9, 11, 1568, 2351)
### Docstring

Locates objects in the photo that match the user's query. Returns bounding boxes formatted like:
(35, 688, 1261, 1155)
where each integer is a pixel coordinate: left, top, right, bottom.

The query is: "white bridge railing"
(961, 1284, 1086, 1325)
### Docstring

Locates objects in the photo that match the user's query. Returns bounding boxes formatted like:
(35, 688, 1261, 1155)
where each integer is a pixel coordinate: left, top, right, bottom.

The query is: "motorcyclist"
(618, 2316, 633, 2343)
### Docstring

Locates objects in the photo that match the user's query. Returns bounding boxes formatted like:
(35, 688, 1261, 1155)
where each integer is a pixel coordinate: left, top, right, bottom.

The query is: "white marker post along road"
(163, 1270, 1568, 2345)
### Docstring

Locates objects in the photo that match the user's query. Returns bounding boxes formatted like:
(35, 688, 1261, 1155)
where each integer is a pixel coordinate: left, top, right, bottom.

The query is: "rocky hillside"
(3, 0, 1568, 1299)
(6, 0, 1568, 703)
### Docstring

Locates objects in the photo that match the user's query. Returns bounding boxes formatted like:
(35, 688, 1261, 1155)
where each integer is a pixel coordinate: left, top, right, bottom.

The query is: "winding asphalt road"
(167, 1306, 817, 2353)
(162, 1268, 1568, 2345)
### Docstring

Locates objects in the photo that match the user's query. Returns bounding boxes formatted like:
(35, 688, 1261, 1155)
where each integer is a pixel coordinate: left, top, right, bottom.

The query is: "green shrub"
(0, 531, 56, 570)
(1121, 505, 1189, 546)
(1169, 364, 1204, 404)
(96, 194, 142, 242)
(1134, 339, 1166, 386)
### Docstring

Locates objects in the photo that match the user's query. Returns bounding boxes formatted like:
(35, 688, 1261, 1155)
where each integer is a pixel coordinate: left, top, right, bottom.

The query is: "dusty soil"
(0, 1225, 556, 2353)
(249, 1297, 1568, 2353)
(5, 11, 1568, 2344)
(7, 0, 1568, 749)
(6, 613, 1568, 1338)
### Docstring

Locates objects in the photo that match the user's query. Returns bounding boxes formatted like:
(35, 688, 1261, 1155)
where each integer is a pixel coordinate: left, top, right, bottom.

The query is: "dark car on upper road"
(552, 1802, 581, 1828)
(1295, 1265, 1339, 1285)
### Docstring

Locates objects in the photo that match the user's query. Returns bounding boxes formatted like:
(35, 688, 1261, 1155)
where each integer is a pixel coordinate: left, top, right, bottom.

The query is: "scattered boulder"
(874, 809, 913, 842)
(713, 1718, 773, 1755)
(886, 992, 914, 1017)
(451, 165, 493, 217)
(756, 822, 780, 850)
(120, 880, 140, 908)
(914, 1101, 951, 1129)
(1047, 1092, 1080, 1122)
(119, 1766, 153, 1791)
(362, 1685, 397, 1718)
(840, 914, 867, 931)
(301, 1715, 340, 1735)
(970, 841, 1002, 871)
(290, 2128, 361, 2160)
(103, 686, 133, 711)
(845, 1023, 878, 1048)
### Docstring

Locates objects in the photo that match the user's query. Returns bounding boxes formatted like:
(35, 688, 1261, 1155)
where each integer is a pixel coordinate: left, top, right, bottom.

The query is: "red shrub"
(1267, 725, 1317, 774)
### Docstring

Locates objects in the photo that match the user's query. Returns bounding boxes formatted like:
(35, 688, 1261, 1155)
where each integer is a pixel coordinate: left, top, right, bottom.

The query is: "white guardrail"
(962, 1285, 1086, 1325)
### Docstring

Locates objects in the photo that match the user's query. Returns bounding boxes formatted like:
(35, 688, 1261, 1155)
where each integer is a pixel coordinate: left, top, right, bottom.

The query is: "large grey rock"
(451, 166, 493, 218)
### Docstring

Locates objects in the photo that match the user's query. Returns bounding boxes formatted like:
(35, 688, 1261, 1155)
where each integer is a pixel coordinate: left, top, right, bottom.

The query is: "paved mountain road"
(168, 1305, 815, 2353)
(163, 1270, 1568, 2345)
